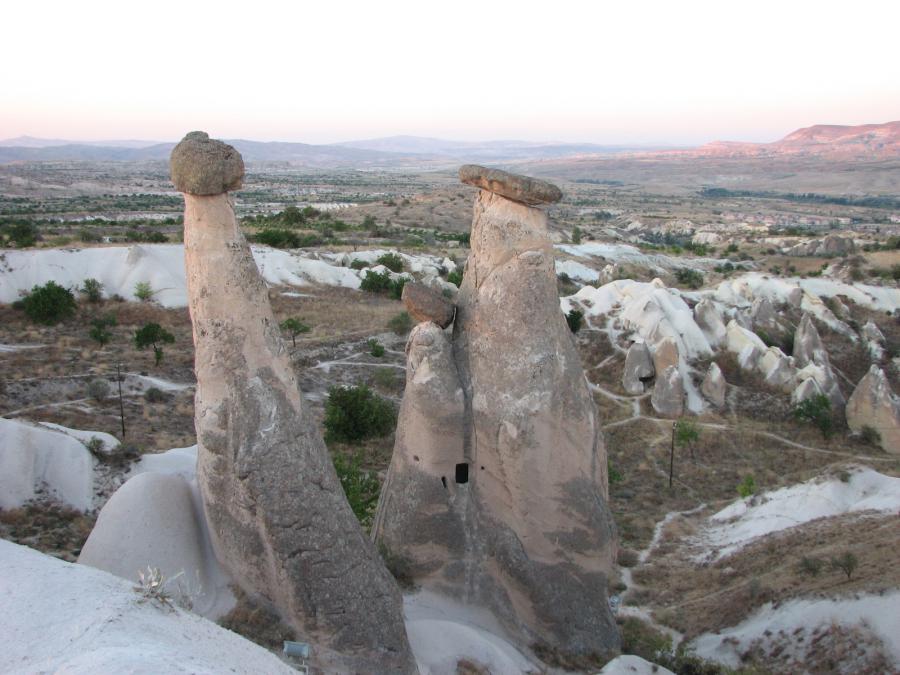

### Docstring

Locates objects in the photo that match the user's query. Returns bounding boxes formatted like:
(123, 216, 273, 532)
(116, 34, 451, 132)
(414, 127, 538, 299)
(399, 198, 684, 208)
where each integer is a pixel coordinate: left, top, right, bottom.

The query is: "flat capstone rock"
(459, 164, 562, 206)
(170, 131, 244, 195)
(401, 282, 455, 328)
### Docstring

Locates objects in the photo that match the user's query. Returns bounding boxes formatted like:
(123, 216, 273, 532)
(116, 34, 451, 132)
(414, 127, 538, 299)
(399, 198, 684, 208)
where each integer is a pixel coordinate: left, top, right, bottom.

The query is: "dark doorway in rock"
(441, 476, 447, 489)
(455, 463, 469, 484)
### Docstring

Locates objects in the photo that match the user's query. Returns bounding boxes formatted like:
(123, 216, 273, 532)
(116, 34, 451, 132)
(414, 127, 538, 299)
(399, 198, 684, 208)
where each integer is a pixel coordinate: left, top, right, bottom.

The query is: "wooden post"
(668, 421, 676, 488)
(116, 363, 126, 438)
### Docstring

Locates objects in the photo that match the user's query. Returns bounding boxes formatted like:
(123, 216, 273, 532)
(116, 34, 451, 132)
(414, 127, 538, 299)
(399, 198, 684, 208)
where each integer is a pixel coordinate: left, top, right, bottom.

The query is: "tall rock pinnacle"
(374, 165, 620, 659)
(171, 132, 417, 674)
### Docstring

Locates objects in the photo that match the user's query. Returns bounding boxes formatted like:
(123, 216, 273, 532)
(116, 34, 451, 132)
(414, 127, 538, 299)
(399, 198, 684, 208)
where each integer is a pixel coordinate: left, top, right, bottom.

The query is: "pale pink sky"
(2, 0, 898, 145)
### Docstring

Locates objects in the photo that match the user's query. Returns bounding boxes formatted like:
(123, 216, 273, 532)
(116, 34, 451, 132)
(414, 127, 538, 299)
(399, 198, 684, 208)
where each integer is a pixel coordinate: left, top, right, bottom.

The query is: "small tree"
(333, 452, 381, 529)
(6, 222, 38, 247)
(89, 314, 117, 346)
(134, 281, 154, 302)
(81, 278, 104, 303)
(21, 281, 77, 324)
(279, 317, 310, 347)
(87, 379, 111, 402)
(830, 552, 858, 580)
(793, 394, 834, 439)
(280, 205, 305, 226)
(447, 268, 464, 288)
(323, 384, 396, 443)
(571, 226, 583, 244)
(368, 338, 385, 357)
(566, 308, 584, 333)
(134, 322, 175, 366)
(737, 475, 757, 498)
(376, 252, 404, 273)
(674, 419, 700, 458)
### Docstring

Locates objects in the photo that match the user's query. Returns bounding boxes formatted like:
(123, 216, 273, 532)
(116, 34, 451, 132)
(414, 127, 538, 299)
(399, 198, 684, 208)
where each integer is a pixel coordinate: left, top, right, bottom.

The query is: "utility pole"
(116, 363, 126, 438)
(668, 421, 676, 488)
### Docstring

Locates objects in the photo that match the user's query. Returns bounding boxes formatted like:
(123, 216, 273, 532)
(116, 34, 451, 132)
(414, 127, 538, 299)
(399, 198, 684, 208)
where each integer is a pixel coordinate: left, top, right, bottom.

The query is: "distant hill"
(695, 121, 900, 159)
(0, 136, 162, 149)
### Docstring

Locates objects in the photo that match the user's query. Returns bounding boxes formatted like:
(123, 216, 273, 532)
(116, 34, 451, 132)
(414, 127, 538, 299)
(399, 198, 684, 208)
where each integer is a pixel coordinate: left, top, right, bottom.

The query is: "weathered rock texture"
(402, 282, 455, 328)
(794, 313, 844, 407)
(459, 164, 563, 205)
(170, 131, 244, 195)
(173, 133, 416, 674)
(623, 342, 654, 395)
(374, 173, 619, 658)
(701, 362, 726, 408)
(651, 365, 685, 418)
(846, 366, 900, 453)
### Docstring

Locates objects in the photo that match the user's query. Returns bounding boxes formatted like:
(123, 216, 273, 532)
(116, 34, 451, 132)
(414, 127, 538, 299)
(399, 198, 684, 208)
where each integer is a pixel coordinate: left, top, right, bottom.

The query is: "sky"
(1, 0, 898, 146)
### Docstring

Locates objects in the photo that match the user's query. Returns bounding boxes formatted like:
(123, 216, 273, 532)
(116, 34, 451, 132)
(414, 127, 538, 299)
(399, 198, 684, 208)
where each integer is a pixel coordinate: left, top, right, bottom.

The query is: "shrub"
(674, 419, 700, 457)
(566, 308, 584, 333)
(279, 317, 310, 347)
(89, 314, 117, 346)
(830, 551, 858, 580)
(78, 227, 102, 243)
(793, 393, 834, 439)
(674, 268, 705, 289)
(376, 252, 404, 273)
(144, 387, 170, 403)
(81, 278, 104, 302)
(360, 269, 392, 293)
(447, 268, 464, 288)
(21, 281, 77, 324)
(134, 322, 175, 366)
(87, 379, 110, 402)
(5, 222, 38, 247)
(372, 366, 401, 391)
(860, 425, 881, 446)
(350, 259, 369, 270)
(323, 384, 396, 443)
(84, 436, 106, 456)
(797, 556, 825, 577)
(389, 276, 407, 300)
(368, 338, 385, 357)
(134, 281, 154, 302)
(253, 229, 304, 248)
(737, 475, 756, 498)
(332, 451, 381, 529)
(571, 226, 582, 244)
(608, 460, 623, 484)
(280, 205, 305, 226)
(387, 311, 412, 335)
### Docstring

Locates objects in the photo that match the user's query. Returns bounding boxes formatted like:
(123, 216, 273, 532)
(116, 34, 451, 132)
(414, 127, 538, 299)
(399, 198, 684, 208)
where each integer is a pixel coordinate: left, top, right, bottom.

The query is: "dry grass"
(217, 586, 296, 652)
(0, 503, 96, 562)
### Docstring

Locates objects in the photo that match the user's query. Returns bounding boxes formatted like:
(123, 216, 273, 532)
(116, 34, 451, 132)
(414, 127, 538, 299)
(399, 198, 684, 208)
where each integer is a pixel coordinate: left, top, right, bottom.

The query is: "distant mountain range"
(692, 121, 900, 159)
(1, 122, 896, 166)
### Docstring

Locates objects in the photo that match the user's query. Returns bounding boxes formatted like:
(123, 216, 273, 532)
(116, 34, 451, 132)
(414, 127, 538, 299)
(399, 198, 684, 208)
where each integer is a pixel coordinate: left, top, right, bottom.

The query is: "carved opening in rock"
(441, 476, 448, 489)
(639, 374, 654, 383)
(455, 463, 469, 484)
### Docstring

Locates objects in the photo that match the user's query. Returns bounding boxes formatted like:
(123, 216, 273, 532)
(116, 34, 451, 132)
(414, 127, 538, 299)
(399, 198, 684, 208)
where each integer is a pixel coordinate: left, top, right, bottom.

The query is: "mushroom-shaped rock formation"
(171, 133, 416, 674)
(701, 362, 726, 408)
(459, 164, 563, 206)
(846, 366, 900, 454)
(374, 168, 619, 659)
(623, 342, 655, 395)
(402, 282, 455, 328)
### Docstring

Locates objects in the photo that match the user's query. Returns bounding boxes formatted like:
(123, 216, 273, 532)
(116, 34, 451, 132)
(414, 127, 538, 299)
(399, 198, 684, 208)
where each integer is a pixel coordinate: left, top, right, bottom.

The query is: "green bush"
(280, 205, 305, 226)
(360, 269, 406, 299)
(389, 276, 407, 300)
(134, 322, 175, 366)
(860, 425, 881, 446)
(252, 229, 322, 248)
(89, 314, 117, 346)
(376, 252, 404, 273)
(350, 259, 369, 270)
(797, 556, 825, 577)
(447, 268, 464, 288)
(134, 281, 154, 302)
(323, 384, 396, 443)
(332, 451, 381, 529)
(792, 393, 834, 439)
(81, 278, 104, 303)
(5, 222, 38, 247)
(608, 460, 623, 484)
(87, 379, 110, 402)
(674, 268, 705, 289)
(737, 475, 756, 498)
(830, 551, 858, 580)
(566, 308, 584, 333)
(571, 226, 582, 244)
(21, 281, 77, 324)
(144, 387, 170, 403)
(387, 312, 412, 335)
(368, 338, 385, 357)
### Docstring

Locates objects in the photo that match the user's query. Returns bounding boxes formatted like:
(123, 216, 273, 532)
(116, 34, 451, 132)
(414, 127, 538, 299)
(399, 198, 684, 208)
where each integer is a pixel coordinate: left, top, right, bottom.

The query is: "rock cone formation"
(172, 132, 416, 674)
(846, 366, 900, 454)
(374, 166, 619, 658)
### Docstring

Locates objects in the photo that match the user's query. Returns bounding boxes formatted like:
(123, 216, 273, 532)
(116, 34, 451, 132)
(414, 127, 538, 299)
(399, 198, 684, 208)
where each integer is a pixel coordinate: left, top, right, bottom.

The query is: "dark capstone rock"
(170, 131, 244, 195)
(401, 282, 455, 328)
(459, 164, 562, 206)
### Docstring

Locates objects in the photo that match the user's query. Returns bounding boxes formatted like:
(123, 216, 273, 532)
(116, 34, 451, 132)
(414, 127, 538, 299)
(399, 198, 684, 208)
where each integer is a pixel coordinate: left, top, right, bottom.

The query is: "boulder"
(759, 346, 797, 392)
(375, 172, 619, 659)
(693, 298, 726, 345)
(459, 164, 563, 205)
(651, 365, 684, 418)
(173, 133, 416, 674)
(846, 366, 900, 453)
(701, 362, 726, 408)
(78, 472, 233, 619)
(402, 282, 455, 328)
(623, 342, 654, 395)
(725, 320, 766, 370)
(652, 336, 679, 375)
(170, 131, 244, 195)
(750, 297, 777, 330)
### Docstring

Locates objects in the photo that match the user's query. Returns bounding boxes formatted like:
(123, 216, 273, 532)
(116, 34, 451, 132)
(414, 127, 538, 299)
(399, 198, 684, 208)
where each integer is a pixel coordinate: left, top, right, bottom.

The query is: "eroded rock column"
(375, 165, 619, 658)
(172, 131, 416, 674)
